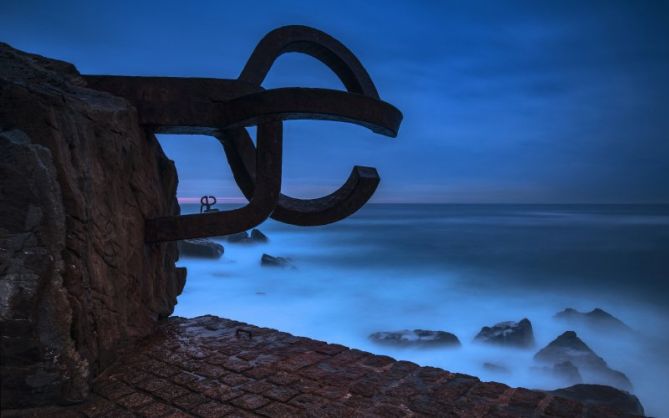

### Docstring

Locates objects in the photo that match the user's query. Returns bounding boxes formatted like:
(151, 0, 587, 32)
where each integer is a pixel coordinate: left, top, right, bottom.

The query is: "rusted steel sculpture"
(200, 195, 218, 213)
(84, 25, 402, 242)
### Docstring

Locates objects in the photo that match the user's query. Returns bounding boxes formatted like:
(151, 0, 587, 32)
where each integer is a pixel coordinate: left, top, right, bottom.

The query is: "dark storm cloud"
(1, 0, 667, 202)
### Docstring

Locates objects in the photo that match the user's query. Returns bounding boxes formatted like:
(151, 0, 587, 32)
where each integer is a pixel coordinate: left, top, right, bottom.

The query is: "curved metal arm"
(240, 25, 379, 98)
(227, 25, 400, 226)
(220, 127, 380, 226)
(145, 121, 282, 242)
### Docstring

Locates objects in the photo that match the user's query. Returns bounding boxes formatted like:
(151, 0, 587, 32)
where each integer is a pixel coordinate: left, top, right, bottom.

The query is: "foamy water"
(174, 204, 669, 416)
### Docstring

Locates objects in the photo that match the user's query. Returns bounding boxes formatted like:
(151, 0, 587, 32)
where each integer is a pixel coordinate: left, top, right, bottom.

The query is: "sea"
(174, 204, 669, 416)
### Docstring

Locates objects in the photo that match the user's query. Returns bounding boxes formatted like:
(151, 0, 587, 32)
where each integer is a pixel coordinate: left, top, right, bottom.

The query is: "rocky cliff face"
(0, 43, 185, 408)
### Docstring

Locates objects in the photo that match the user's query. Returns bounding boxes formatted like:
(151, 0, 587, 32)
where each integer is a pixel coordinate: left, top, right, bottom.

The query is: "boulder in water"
(474, 318, 535, 348)
(250, 228, 269, 242)
(534, 331, 632, 391)
(223, 231, 250, 243)
(178, 239, 224, 259)
(260, 253, 292, 268)
(369, 329, 461, 347)
(546, 384, 644, 416)
(483, 362, 510, 374)
(554, 308, 632, 333)
(553, 361, 582, 384)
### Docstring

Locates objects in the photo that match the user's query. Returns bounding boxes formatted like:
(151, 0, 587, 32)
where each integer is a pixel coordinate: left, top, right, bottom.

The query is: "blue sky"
(2, 0, 668, 203)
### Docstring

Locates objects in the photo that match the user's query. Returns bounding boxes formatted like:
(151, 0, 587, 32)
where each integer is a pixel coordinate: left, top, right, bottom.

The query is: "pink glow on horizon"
(177, 196, 247, 204)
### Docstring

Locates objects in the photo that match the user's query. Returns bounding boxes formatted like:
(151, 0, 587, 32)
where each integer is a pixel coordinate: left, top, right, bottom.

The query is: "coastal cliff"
(0, 43, 184, 408)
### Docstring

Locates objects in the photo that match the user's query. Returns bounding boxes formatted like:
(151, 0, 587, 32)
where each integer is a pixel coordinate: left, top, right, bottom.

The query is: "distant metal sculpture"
(83, 25, 402, 242)
(200, 195, 218, 213)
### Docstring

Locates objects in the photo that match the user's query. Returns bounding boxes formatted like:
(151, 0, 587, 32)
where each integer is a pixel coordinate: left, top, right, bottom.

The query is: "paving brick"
(221, 357, 253, 373)
(190, 401, 235, 418)
(243, 366, 274, 380)
(267, 371, 299, 386)
(115, 392, 154, 409)
(137, 378, 190, 402)
(263, 385, 299, 403)
(257, 401, 303, 417)
(137, 402, 184, 417)
(230, 393, 270, 410)
(288, 393, 330, 410)
(162, 410, 195, 418)
(240, 379, 273, 394)
(94, 380, 135, 401)
(200, 384, 244, 403)
(277, 351, 329, 371)
(173, 392, 208, 411)
(222, 373, 253, 387)
(77, 395, 116, 417)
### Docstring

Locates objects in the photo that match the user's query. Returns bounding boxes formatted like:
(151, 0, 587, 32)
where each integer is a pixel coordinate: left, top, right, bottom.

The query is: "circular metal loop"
(240, 25, 379, 99)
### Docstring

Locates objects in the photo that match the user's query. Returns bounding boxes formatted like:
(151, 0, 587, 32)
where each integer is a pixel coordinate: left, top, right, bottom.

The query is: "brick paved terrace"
(4, 316, 642, 417)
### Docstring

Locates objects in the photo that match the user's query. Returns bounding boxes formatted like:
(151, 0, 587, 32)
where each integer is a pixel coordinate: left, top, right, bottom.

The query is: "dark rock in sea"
(554, 308, 632, 333)
(483, 362, 510, 374)
(534, 331, 632, 391)
(0, 44, 184, 408)
(223, 231, 250, 243)
(250, 228, 269, 242)
(261, 253, 293, 268)
(474, 318, 535, 348)
(552, 361, 583, 385)
(546, 384, 644, 416)
(369, 329, 461, 347)
(178, 239, 224, 259)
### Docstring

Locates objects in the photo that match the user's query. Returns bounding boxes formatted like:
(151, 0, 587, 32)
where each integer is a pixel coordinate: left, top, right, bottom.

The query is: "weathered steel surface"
(144, 121, 283, 242)
(221, 126, 381, 226)
(82, 25, 403, 242)
(239, 25, 380, 98)
(227, 25, 395, 226)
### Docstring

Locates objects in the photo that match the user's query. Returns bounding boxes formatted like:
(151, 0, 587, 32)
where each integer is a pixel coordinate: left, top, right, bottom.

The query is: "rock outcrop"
(554, 308, 632, 333)
(369, 329, 461, 347)
(534, 331, 632, 391)
(0, 43, 184, 408)
(177, 239, 224, 259)
(474, 318, 535, 348)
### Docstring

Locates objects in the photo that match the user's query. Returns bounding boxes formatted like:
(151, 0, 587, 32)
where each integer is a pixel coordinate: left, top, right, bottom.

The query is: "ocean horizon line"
(176, 198, 669, 206)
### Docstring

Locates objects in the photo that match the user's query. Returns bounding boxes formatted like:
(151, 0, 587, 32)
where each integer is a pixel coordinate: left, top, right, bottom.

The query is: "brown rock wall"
(0, 43, 184, 408)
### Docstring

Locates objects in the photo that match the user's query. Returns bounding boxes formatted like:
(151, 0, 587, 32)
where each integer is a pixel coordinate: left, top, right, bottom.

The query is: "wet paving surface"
(5, 316, 639, 417)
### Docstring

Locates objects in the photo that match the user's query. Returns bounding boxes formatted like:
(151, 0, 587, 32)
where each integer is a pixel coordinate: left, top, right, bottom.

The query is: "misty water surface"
(174, 204, 669, 416)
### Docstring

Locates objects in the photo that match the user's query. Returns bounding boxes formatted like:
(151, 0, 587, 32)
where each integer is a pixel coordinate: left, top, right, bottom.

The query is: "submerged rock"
(552, 361, 582, 384)
(178, 239, 224, 259)
(260, 253, 293, 268)
(474, 318, 535, 348)
(250, 228, 268, 242)
(221, 229, 268, 244)
(534, 331, 632, 391)
(546, 384, 644, 416)
(483, 362, 510, 374)
(223, 231, 250, 243)
(554, 308, 632, 333)
(369, 329, 461, 347)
